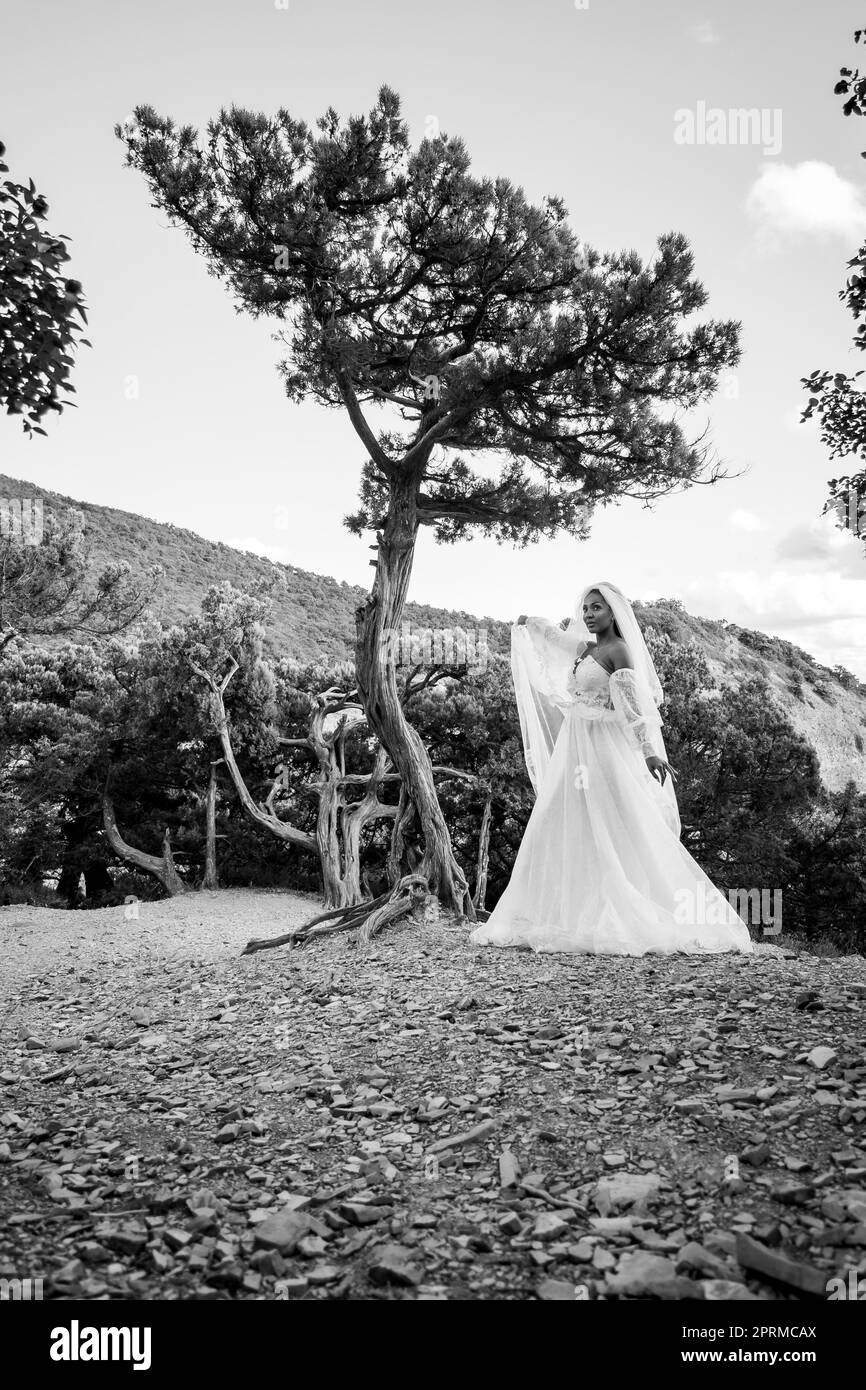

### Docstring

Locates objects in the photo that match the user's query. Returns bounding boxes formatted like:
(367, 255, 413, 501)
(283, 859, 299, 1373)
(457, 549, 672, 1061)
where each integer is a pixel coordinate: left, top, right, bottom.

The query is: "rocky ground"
(0, 889, 864, 1302)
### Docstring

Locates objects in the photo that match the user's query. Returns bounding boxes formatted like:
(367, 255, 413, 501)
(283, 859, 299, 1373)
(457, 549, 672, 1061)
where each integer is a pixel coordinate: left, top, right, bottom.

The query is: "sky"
(3, 0, 866, 673)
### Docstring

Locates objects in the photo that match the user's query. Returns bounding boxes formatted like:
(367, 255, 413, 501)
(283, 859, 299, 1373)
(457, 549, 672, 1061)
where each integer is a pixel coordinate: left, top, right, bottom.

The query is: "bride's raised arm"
(518, 614, 586, 663)
(510, 615, 581, 792)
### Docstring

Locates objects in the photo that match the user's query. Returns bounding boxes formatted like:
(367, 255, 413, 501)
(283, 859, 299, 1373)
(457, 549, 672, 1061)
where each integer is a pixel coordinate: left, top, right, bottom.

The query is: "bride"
(470, 582, 753, 956)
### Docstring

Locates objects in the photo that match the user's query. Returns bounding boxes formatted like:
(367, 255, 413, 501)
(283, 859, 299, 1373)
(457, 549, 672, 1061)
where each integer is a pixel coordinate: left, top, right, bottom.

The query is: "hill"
(3, 472, 865, 792)
(0, 473, 502, 666)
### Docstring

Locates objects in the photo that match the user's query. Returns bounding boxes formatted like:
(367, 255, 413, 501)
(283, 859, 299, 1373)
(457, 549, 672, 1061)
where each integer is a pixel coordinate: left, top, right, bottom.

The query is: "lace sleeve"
(608, 667, 659, 760)
(523, 616, 586, 676)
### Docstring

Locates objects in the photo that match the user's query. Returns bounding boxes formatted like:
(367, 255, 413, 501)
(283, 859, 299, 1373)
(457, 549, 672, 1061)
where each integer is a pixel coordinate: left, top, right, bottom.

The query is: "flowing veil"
(511, 581, 680, 833)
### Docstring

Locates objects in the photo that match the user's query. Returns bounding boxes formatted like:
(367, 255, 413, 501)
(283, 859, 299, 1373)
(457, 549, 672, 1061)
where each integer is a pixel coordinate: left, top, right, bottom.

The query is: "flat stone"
(739, 1142, 771, 1167)
(704, 1231, 739, 1258)
(735, 1233, 827, 1297)
(841, 1190, 866, 1223)
(536, 1278, 578, 1301)
(162, 1228, 192, 1252)
(339, 1201, 392, 1226)
(806, 1046, 837, 1071)
(771, 1180, 814, 1206)
(701, 1279, 761, 1301)
(532, 1211, 573, 1241)
(306, 1264, 342, 1285)
(499, 1150, 520, 1188)
(590, 1216, 634, 1235)
(676, 1242, 740, 1281)
(275, 1276, 309, 1298)
(637, 1229, 681, 1253)
(595, 1172, 661, 1213)
(252, 1208, 313, 1253)
(100, 1224, 148, 1255)
(77, 1242, 111, 1265)
(250, 1250, 287, 1277)
(715, 1086, 758, 1102)
(606, 1251, 699, 1300)
(277, 1193, 311, 1212)
(296, 1235, 327, 1259)
(592, 1246, 617, 1271)
(368, 1243, 423, 1287)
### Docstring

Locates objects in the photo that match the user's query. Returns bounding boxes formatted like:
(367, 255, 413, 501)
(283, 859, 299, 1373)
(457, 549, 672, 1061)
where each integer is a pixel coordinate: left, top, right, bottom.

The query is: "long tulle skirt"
(470, 705, 754, 956)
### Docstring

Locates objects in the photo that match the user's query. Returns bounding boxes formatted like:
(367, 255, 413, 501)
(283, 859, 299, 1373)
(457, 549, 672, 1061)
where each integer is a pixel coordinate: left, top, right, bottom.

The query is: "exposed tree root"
(241, 873, 433, 955)
(356, 873, 430, 945)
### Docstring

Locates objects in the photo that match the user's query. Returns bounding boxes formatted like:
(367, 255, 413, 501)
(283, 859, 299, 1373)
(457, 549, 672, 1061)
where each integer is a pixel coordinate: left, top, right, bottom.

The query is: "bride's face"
(582, 590, 614, 635)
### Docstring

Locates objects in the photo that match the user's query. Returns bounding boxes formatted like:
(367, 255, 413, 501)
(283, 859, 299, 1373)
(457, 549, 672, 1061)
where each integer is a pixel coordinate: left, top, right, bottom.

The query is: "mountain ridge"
(2, 472, 864, 792)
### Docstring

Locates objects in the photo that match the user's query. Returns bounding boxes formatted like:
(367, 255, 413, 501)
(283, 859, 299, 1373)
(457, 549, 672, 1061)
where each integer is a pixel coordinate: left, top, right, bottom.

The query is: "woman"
(470, 582, 753, 956)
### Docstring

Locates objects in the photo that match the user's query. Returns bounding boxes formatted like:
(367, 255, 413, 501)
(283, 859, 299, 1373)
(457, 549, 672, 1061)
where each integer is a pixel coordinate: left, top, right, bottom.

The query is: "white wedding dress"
(471, 616, 753, 957)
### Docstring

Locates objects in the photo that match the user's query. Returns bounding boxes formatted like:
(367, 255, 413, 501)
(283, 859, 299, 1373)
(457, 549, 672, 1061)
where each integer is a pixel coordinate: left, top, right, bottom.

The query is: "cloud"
(674, 518, 866, 673)
(729, 509, 769, 532)
(690, 20, 719, 44)
(775, 512, 865, 576)
(746, 161, 866, 243)
(226, 535, 293, 565)
(709, 567, 866, 626)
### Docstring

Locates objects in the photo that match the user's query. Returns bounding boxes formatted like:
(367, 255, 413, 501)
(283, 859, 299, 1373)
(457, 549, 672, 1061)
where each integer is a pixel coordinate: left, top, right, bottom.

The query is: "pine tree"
(118, 88, 740, 920)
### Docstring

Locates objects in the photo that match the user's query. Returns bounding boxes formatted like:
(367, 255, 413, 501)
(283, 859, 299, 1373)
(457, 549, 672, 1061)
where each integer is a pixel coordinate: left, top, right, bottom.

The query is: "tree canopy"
(0, 140, 90, 436)
(0, 506, 160, 654)
(802, 28, 866, 546)
(118, 88, 740, 543)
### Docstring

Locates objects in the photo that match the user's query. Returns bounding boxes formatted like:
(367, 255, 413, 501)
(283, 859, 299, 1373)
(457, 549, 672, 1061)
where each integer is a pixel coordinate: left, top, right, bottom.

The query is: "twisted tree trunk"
(354, 473, 475, 921)
(190, 658, 317, 858)
(339, 744, 398, 903)
(202, 761, 221, 890)
(473, 789, 493, 911)
(386, 785, 415, 886)
(102, 795, 187, 896)
(191, 661, 399, 910)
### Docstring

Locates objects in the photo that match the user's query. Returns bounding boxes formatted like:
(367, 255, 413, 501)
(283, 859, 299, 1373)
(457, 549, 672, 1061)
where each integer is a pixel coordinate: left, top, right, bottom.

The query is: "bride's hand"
(646, 755, 678, 787)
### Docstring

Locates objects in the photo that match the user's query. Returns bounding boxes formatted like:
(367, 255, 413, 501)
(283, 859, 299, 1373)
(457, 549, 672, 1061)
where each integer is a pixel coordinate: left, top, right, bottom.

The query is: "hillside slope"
(0, 473, 504, 665)
(3, 473, 865, 791)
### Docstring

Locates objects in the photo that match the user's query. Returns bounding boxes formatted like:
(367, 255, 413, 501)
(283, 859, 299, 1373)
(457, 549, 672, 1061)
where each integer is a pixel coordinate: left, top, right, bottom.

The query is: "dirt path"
(0, 888, 322, 1004)
(0, 890, 864, 1301)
